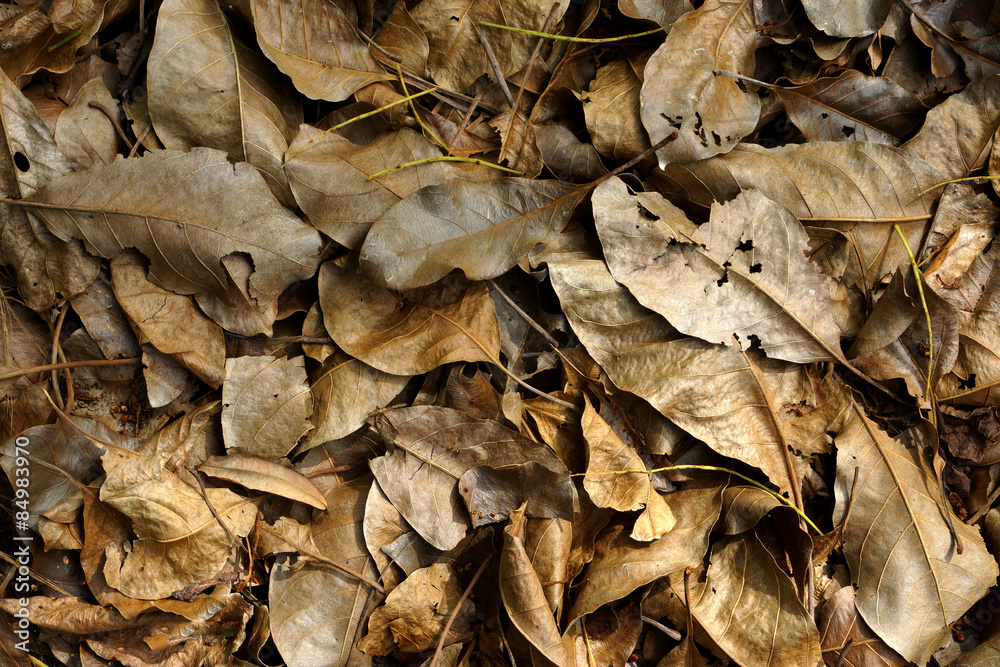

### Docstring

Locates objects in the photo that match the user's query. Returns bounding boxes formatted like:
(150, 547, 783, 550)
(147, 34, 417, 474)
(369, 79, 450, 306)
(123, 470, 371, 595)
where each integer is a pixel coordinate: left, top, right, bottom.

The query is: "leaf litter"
(5, 1, 1000, 666)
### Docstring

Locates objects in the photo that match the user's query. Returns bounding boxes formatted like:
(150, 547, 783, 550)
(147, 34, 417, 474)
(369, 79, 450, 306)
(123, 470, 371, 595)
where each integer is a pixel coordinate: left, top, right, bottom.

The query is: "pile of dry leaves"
(3, 0, 1000, 665)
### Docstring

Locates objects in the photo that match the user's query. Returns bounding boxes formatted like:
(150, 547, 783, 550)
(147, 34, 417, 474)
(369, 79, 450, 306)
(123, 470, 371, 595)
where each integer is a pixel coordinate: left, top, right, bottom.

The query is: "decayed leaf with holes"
(319, 259, 501, 375)
(640, 0, 759, 166)
(801, 0, 892, 37)
(848, 269, 959, 401)
(250, 0, 389, 103)
(582, 396, 675, 541)
(490, 108, 544, 178)
(569, 478, 725, 622)
(0, 70, 99, 310)
(667, 533, 823, 667)
(269, 475, 378, 667)
(100, 456, 255, 600)
(198, 454, 326, 510)
(776, 70, 925, 145)
(54, 77, 122, 170)
(148, 0, 302, 205)
(651, 141, 943, 291)
(360, 177, 583, 289)
(410, 0, 567, 94)
(21, 148, 321, 324)
(303, 350, 410, 450)
(548, 256, 850, 498)
(832, 401, 998, 664)
(594, 178, 850, 364)
(903, 73, 1000, 180)
(818, 586, 907, 667)
(501, 505, 573, 667)
(221, 355, 312, 459)
(358, 563, 475, 655)
(583, 55, 650, 161)
(110, 252, 226, 388)
(285, 127, 475, 249)
(936, 242, 1000, 405)
(370, 405, 575, 551)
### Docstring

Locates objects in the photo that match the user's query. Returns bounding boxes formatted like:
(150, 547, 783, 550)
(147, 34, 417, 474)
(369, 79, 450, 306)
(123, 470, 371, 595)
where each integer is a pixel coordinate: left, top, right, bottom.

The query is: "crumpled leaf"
(221, 355, 312, 458)
(370, 405, 575, 551)
(651, 141, 943, 290)
(358, 563, 475, 655)
(411, 0, 566, 94)
(360, 177, 583, 289)
(801, 0, 892, 38)
(581, 396, 675, 541)
(594, 177, 850, 364)
(832, 401, 999, 664)
(0, 69, 99, 310)
(110, 252, 225, 388)
(303, 351, 409, 451)
(101, 455, 255, 600)
(250, 0, 389, 102)
(669, 533, 823, 667)
(319, 259, 501, 375)
(198, 454, 326, 510)
(582, 55, 651, 161)
(148, 0, 302, 204)
(640, 0, 760, 166)
(21, 147, 321, 331)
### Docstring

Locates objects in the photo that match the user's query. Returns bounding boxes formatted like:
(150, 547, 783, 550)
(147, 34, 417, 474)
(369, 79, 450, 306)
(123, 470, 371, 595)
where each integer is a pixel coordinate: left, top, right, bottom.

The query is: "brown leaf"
(54, 77, 122, 170)
(640, 0, 760, 166)
(358, 563, 475, 655)
(250, 0, 389, 102)
(651, 141, 943, 291)
(304, 351, 409, 451)
(370, 405, 574, 550)
(582, 55, 651, 161)
(670, 533, 823, 666)
(198, 454, 326, 510)
(411, 0, 567, 94)
(319, 259, 501, 375)
(221, 355, 312, 458)
(269, 475, 378, 667)
(801, 0, 892, 37)
(818, 586, 907, 667)
(618, 0, 692, 26)
(491, 108, 544, 178)
(371, 3, 430, 75)
(533, 122, 608, 182)
(776, 70, 926, 145)
(0, 69, 99, 310)
(0, 1, 107, 84)
(100, 455, 255, 600)
(594, 178, 851, 364)
(832, 401, 999, 664)
(360, 177, 583, 289)
(148, 0, 302, 205)
(110, 252, 226, 388)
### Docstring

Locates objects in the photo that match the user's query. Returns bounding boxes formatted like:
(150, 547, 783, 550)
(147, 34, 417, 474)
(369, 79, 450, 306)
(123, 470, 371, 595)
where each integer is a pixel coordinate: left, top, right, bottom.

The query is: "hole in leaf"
(960, 374, 977, 390)
(717, 270, 729, 287)
(749, 262, 763, 273)
(748, 334, 761, 349)
(820, 112, 829, 119)
(842, 125, 855, 137)
(13, 152, 29, 172)
(736, 239, 754, 252)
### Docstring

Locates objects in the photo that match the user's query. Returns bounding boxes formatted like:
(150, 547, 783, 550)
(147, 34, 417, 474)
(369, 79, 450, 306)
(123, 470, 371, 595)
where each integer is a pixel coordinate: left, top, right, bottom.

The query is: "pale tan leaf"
(832, 401, 999, 664)
(370, 405, 574, 551)
(523, 517, 572, 615)
(148, 0, 302, 204)
(618, 0, 692, 26)
(269, 476, 377, 667)
(582, 56, 650, 161)
(411, 0, 567, 94)
(54, 77, 122, 169)
(110, 252, 226, 388)
(250, 0, 389, 102)
(198, 454, 326, 510)
(594, 178, 849, 364)
(569, 479, 724, 622)
(319, 259, 501, 375)
(640, 0, 760, 166)
(303, 351, 409, 451)
(0, 69, 99, 310)
(650, 141, 943, 290)
(222, 355, 313, 459)
(363, 479, 414, 592)
(360, 177, 583, 289)
(669, 533, 823, 667)
(100, 456, 255, 600)
(23, 148, 321, 329)
(358, 563, 475, 655)
(903, 73, 1000, 180)
(802, 0, 892, 37)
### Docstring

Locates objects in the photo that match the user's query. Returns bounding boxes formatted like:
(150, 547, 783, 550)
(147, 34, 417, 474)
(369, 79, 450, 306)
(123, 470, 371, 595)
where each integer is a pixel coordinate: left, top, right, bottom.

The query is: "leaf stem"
(0, 357, 141, 382)
(48, 27, 83, 52)
(893, 224, 934, 404)
(398, 65, 449, 152)
(367, 156, 523, 180)
(918, 174, 1000, 195)
(478, 8, 712, 43)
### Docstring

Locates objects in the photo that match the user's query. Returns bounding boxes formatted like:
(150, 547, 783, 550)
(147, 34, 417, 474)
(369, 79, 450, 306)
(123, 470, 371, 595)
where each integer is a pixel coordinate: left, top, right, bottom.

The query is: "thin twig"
(478, 8, 710, 44)
(49, 306, 68, 410)
(918, 174, 1000, 195)
(641, 615, 681, 641)
(0, 357, 141, 382)
(87, 101, 135, 151)
(833, 639, 854, 667)
(893, 224, 934, 404)
(477, 28, 515, 107)
(186, 465, 239, 546)
(428, 556, 491, 667)
(367, 155, 522, 180)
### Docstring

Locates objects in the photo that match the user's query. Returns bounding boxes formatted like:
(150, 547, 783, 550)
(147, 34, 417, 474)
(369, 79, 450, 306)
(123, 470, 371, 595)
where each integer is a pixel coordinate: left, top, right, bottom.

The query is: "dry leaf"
(198, 454, 326, 510)
(818, 586, 907, 667)
(583, 55, 651, 161)
(802, 0, 892, 37)
(54, 76, 122, 170)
